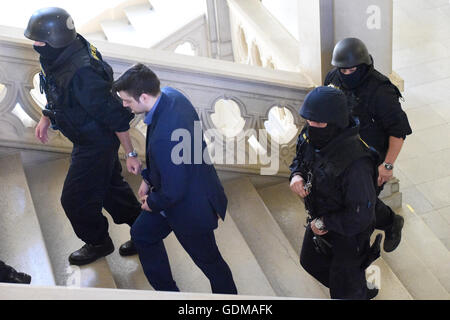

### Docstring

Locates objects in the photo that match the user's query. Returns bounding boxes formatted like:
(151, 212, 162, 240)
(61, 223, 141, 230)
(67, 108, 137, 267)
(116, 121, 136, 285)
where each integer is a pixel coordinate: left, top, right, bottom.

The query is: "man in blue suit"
(113, 64, 237, 294)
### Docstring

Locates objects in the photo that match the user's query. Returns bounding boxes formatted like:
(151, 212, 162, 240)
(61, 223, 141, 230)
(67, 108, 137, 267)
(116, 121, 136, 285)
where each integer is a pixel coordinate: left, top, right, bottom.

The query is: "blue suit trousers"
(131, 211, 237, 294)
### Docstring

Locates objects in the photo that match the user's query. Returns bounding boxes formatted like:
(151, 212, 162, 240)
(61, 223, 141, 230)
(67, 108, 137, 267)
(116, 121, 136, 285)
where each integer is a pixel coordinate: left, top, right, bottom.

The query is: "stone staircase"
(0, 150, 275, 298)
(83, 0, 207, 49)
(0, 153, 55, 287)
(1, 148, 449, 299)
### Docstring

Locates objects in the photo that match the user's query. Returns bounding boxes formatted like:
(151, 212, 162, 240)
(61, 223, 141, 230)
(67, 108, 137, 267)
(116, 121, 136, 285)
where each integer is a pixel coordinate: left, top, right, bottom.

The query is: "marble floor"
(393, 0, 450, 251)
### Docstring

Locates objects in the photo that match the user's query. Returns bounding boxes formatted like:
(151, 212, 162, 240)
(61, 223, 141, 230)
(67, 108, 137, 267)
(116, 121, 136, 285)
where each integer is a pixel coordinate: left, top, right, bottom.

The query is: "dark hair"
(112, 63, 161, 101)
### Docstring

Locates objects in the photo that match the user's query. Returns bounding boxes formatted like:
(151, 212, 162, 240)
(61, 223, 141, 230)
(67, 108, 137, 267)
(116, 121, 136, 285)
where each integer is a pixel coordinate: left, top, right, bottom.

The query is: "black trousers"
(61, 144, 141, 245)
(0, 260, 9, 281)
(300, 226, 373, 300)
(131, 211, 237, 294)
(375, 185, 395, 230)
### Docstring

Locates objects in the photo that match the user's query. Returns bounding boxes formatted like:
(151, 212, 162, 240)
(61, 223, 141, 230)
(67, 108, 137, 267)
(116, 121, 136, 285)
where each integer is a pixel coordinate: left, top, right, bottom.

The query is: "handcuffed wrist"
(290, 172, 303, 182)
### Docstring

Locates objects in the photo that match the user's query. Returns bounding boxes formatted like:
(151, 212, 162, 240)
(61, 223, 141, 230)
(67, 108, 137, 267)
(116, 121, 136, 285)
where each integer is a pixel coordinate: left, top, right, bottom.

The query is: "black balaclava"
(33, 43, 68, 65)
(307, 124, 340, 150)
(338, 64, 369, 89)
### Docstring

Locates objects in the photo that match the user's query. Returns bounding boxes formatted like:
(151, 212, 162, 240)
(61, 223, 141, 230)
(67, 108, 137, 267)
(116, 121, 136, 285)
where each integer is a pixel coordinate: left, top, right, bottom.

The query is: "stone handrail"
(0, 25, 313, 176)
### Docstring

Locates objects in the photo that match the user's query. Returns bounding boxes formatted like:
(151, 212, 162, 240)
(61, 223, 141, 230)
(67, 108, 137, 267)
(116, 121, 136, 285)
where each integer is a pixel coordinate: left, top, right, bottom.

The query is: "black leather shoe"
(383, 214, 404, 253)
(69, 236, 114, 266)
(2, 266, 31, 284)
(367, 287, 379, 300)
(119, 240, 138, 256)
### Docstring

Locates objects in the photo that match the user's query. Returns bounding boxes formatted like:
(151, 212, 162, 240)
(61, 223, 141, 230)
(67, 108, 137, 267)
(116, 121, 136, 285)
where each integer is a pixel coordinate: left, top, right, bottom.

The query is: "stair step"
(0, 153, 55, 286)
(368, 254, 413, 300)
(404, 218, 450, 293)
(124, 1, 205, 47)
(123, 5, 164, 47)
(394, 204, 450, 293)
(150, 0, 205, 14)
(103, 214, 152, 291)
(223, 178, 327, 298)
(123, 3, 154, 30)
(106, 167, 275, 296)
(24, 157, 117, 289)
(0, 146, 23, 159)
(380, 191, 403, 210)
(214, 210, 276, 296)
(381, 235, 449, 299)
(0, 283, 284, 300)
(379, 178, 400, 199)
(257, 181, 413, 300)
(85, 32, 108, 41)
(100, 18, 141, 46)
(256, 182, 307, 254)
(380, 206, 450, 299)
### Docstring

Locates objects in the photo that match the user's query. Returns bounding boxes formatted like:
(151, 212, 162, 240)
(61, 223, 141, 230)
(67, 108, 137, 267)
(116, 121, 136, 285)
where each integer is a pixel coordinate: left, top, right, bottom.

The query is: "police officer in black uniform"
(0, 260, 31, 284)
(24, 8, 142, 265)
(324, 38, 412, 252)
(290, 86, 380, 299)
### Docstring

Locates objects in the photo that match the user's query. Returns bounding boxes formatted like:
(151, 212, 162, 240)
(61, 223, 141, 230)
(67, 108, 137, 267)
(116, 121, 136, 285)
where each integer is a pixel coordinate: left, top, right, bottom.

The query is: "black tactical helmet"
(300, 86, 349, 128)
(24, 7, 77, 48)
(331, 37, 372, 68)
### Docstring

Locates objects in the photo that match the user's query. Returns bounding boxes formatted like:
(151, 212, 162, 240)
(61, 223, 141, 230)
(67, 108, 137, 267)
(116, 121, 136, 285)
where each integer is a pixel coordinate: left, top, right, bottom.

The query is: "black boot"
(383, 214, 404, 252)
(119, 240, 138, 256)
(69, 236, 114, 266)
(367, 287, 379, 300)
(1, 265, 32, 284)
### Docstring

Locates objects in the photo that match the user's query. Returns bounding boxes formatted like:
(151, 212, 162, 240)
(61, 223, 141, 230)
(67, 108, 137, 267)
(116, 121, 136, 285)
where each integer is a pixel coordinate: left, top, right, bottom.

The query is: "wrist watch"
(383, 162, 394, 170)
(125, 150, 138, 159)
(314, 218, 325, 231)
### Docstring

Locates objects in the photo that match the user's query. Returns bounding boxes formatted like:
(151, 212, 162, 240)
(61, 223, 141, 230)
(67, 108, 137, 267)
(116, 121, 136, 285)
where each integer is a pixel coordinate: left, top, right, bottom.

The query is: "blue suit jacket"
(143, 87, 228, 235)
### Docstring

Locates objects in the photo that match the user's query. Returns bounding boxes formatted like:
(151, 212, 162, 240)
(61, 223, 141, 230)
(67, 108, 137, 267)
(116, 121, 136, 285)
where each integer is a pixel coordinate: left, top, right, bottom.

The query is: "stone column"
(206, 0, 235, 61)
(334, 0, 393, 76)
(297, 0, 393, 85)
(297, 0, 334, 85)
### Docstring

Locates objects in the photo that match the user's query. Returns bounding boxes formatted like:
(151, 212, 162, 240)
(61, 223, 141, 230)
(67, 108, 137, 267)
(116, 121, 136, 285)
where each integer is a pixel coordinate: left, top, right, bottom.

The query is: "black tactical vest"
(297, 125, 379, 220)
(39, 35, 114, 145)
(324, 67, 402, 158)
